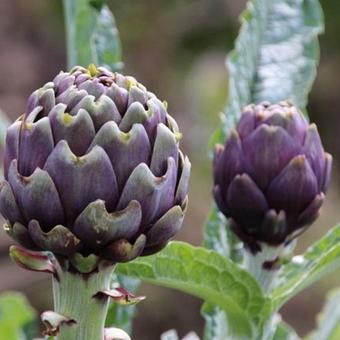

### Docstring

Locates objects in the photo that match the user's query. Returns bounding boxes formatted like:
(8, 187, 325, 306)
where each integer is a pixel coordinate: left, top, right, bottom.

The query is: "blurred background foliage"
(0, 0, 340, 339)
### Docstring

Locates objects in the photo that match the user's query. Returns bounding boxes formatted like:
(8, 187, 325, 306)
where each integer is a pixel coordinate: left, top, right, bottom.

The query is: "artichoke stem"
(52, 264, 115, 340)
(243, 243, 286, 293)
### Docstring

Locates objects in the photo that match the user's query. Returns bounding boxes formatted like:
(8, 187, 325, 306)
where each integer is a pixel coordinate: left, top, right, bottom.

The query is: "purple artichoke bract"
(0, 65, 190, 272)
(213, 101, 332, 251)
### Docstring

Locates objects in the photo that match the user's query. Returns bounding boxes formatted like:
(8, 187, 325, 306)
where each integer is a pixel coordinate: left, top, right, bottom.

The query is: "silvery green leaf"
(62, 0, 122, 71)
(307, 289, 340, 340)
(271, 225, 340, 309)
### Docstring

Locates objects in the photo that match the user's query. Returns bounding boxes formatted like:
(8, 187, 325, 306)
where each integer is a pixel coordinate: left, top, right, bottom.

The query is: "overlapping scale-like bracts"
(0, 65, 190, 272)
(213, 101, 331, 252)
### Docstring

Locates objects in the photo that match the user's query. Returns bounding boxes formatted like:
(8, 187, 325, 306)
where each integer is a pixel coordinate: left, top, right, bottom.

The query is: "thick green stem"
(52, 265, 115, 340)
(244, 242, 297, 339)
(243, 244, 283, 340)
(243, 244, 284, 293)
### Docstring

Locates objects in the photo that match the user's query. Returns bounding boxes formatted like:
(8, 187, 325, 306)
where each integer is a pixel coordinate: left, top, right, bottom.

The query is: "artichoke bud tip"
(175, 132, 183, 141)
(63, 112, 73, 125)
(87, 63, 99, 77)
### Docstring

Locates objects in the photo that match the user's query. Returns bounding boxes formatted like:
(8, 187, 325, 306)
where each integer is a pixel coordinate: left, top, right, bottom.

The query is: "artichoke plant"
(0, 64, 190, 272)
(213, 101, 332, 252)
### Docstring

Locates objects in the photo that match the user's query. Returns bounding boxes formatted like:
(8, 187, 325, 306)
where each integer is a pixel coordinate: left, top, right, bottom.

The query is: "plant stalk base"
(52, 265, 115, 340)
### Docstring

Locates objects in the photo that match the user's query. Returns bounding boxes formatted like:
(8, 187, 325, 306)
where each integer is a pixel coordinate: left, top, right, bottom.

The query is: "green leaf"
(91, 5, 123, 71)
(0, 291, 37, 340)
(202, 208, 243, 340)
(212, 0, 323, 146)
(273, 321, 300, 340)
(203, 206, 239, 260)
(117, 241, 269, 338)
(271, 224, 340, 310)
(307, 288, 340, 340)
(62, 0, 123, 71)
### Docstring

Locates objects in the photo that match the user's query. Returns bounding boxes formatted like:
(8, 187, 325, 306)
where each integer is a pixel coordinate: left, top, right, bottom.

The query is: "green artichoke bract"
(0, 65, 190, 272)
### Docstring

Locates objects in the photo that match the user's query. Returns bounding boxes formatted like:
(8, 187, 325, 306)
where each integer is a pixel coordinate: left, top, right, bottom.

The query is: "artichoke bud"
(0, 65, 191, 271)
(213, 101, 332, 252)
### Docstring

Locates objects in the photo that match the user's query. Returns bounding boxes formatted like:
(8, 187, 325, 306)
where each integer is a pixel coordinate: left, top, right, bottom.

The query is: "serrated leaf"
(306, 288, 340, 340)
(62, 0, 122, 71)
(91, 5, 123, 71)
(117, 242, 270, 338)
(0, 292, 37, 340)
(212, 0, 323, 146)
(271, 225, 340, 310)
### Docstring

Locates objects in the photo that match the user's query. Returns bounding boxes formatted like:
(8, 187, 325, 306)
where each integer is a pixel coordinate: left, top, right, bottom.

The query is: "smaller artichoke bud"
(0, 65, 190, 272)
(213, 101, 332, 252)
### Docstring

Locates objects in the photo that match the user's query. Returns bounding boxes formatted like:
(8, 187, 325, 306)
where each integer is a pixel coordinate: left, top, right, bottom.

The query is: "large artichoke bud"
(0, 65, 190, 271)
(213, 101, 331, 252)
